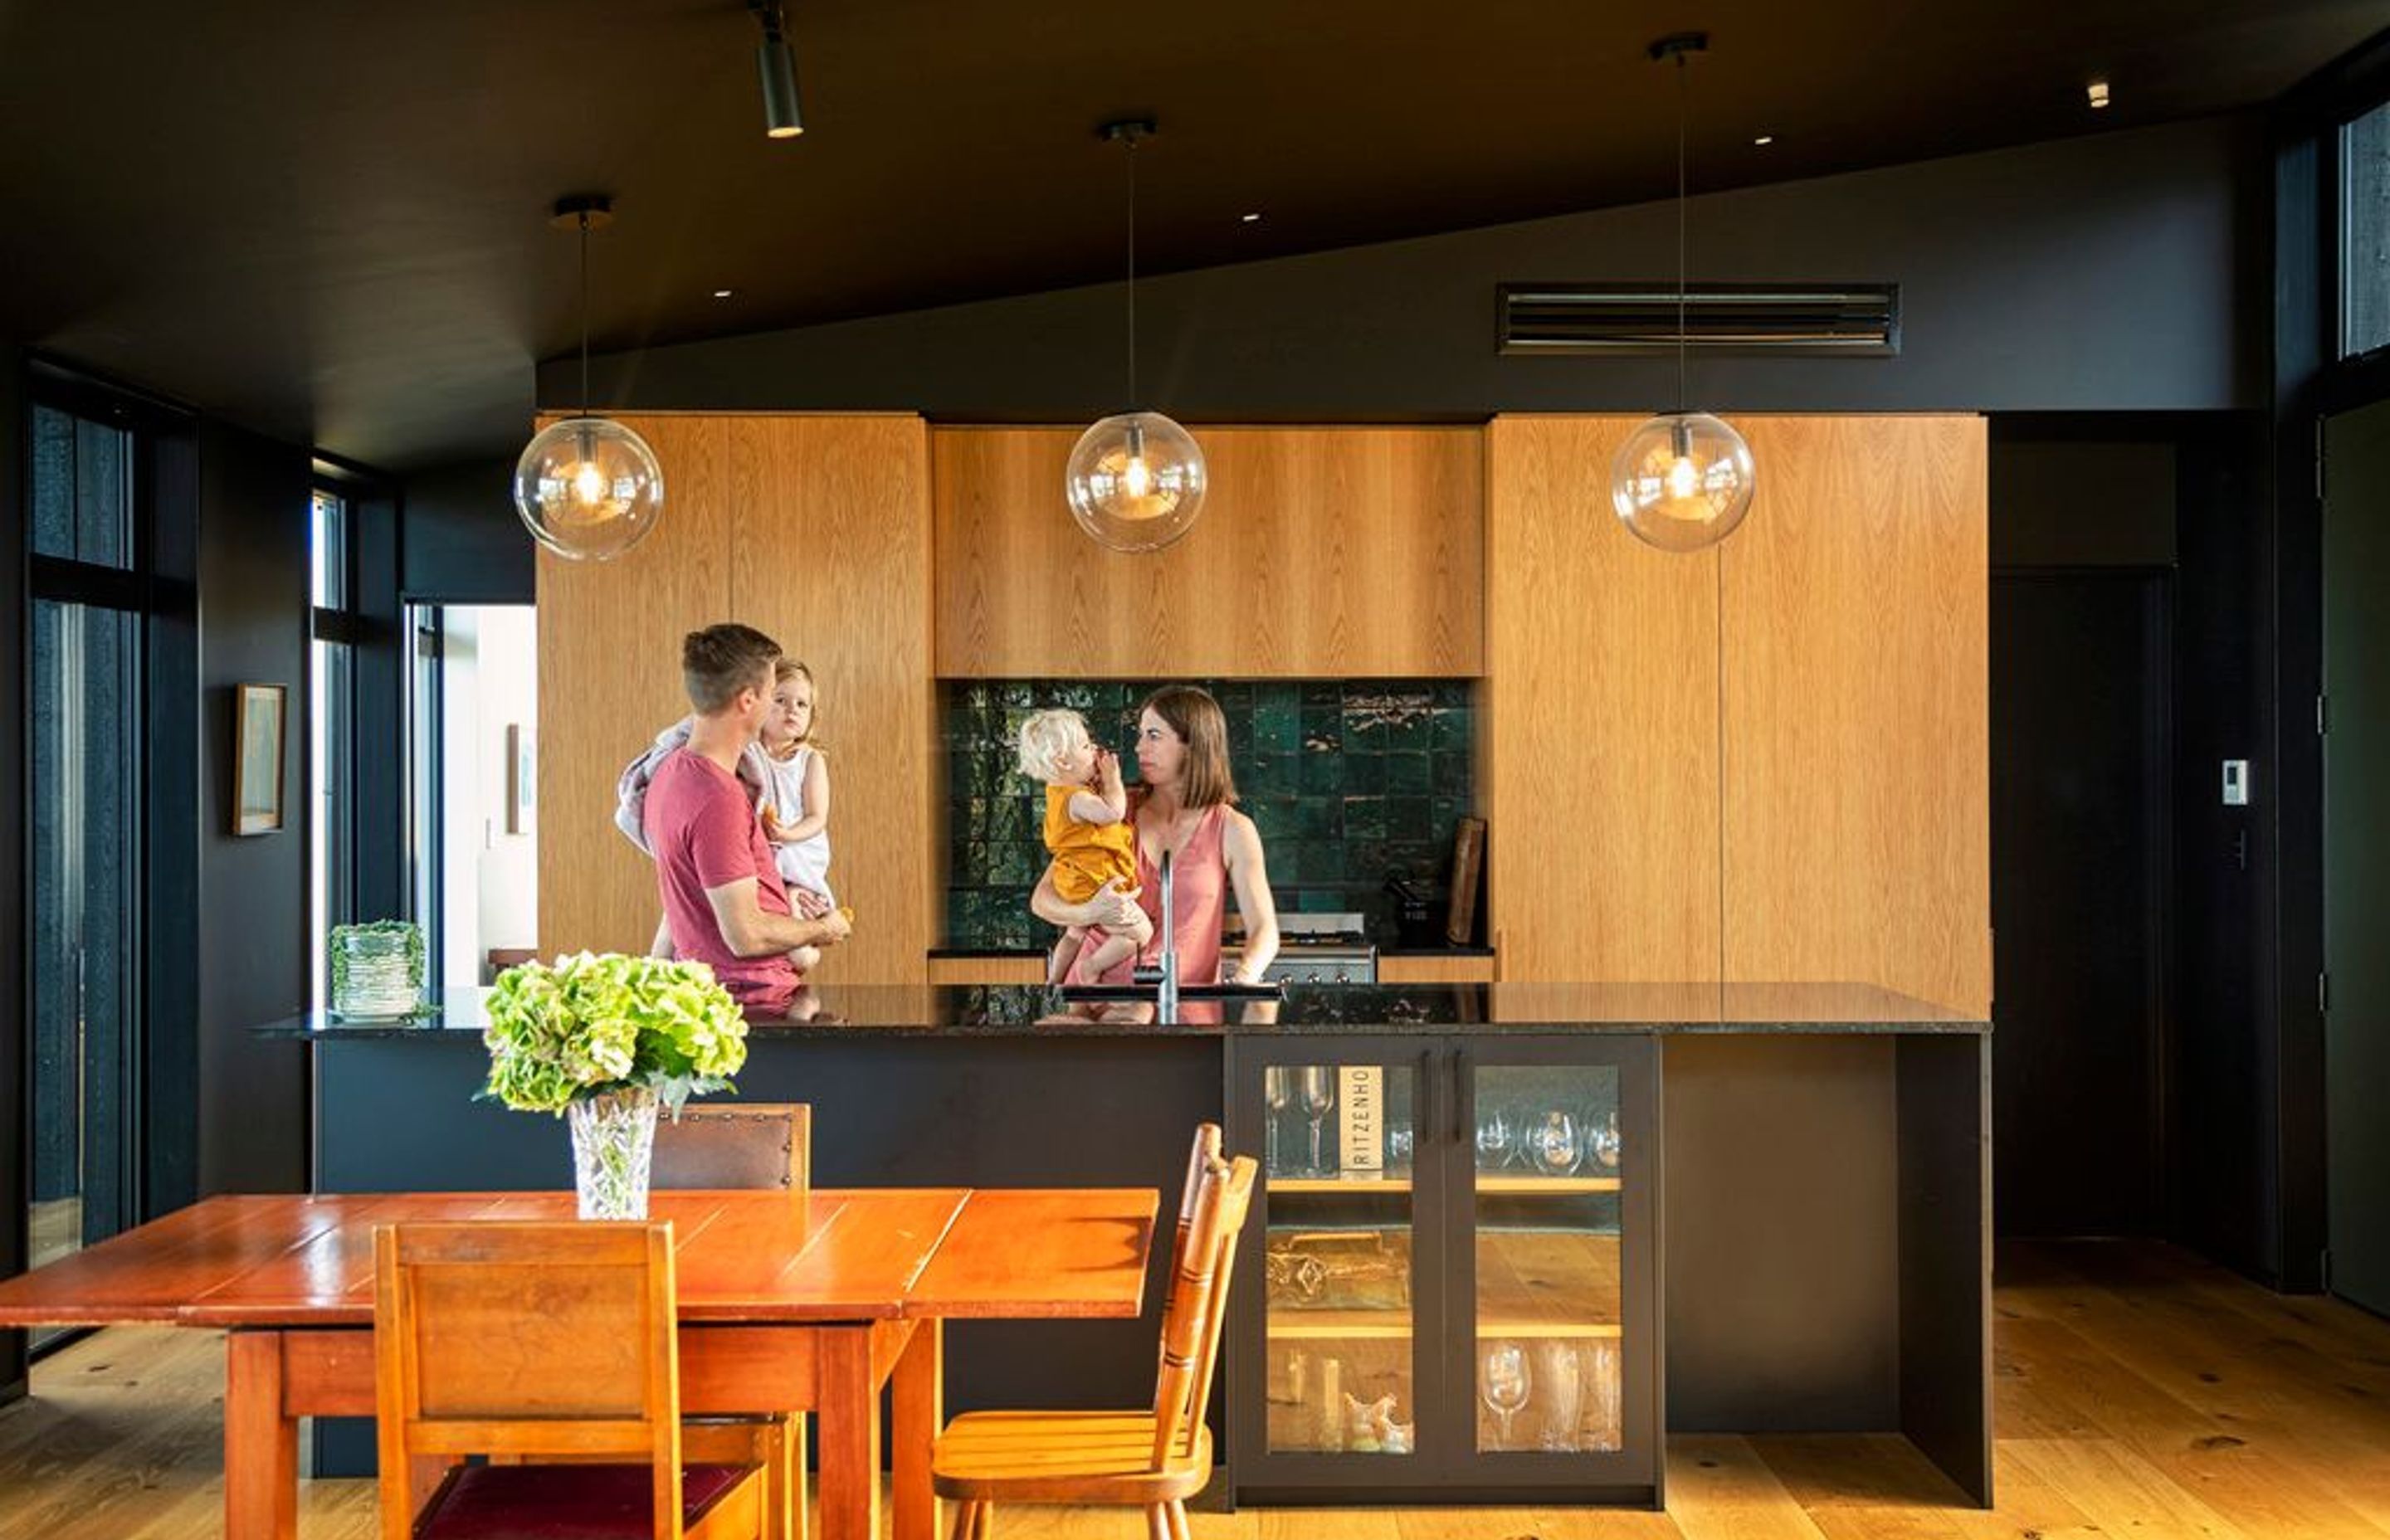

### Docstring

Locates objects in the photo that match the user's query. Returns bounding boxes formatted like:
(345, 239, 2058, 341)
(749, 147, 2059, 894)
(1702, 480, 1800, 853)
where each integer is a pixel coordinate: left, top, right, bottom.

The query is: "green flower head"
(480, 952, 749, 1115)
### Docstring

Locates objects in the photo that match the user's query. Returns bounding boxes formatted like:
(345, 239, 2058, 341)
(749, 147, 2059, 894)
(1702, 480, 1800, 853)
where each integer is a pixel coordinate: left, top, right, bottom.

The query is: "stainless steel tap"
(1135, 846, 1179, 1022)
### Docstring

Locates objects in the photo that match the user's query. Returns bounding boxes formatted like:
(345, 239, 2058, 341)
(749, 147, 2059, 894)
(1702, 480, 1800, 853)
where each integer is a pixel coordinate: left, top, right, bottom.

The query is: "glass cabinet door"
(1236, 1042, 1438, 1476)
(1454, 1040, 1653, 1483)
(1232, 1035, 1655, 1502)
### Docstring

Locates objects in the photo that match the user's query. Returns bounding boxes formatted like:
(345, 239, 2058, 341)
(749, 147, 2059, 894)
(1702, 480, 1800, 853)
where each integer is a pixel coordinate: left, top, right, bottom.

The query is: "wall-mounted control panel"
(2222, 759, 2251, 807)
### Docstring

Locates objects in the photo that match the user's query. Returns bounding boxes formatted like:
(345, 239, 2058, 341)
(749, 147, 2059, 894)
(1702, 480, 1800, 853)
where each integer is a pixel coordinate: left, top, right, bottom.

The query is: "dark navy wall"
(549, 116, 2267, 423)
(197, 422, 313, 1194)
(401, 456, 531, 603)
(2172, 414, 2276, 1278)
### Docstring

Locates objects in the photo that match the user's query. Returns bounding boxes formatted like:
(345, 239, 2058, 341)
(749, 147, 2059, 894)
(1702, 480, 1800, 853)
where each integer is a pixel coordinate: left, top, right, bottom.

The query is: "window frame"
(19, 365, 189, 1328)
(2310, 37, 2390, 414)
(309, 485, 363, 1006)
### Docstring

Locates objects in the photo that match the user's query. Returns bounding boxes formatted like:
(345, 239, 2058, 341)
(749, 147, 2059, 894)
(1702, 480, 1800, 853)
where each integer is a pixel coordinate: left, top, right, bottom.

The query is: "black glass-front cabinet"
(1226, 1034, 1661, 1506)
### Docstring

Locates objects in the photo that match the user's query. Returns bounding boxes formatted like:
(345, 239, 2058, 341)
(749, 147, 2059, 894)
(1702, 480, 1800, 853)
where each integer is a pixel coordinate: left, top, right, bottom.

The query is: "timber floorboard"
(3, 1241, 2389, 1539)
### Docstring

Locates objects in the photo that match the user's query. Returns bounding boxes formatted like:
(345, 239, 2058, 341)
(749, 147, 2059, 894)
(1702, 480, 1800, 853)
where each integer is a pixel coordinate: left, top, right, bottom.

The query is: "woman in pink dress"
(1032, 685, 1282, 988)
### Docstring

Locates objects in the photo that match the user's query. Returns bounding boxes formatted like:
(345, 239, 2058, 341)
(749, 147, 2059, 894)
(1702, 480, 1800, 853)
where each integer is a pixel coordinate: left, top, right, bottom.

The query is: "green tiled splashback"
(943, 680, 1478, 950)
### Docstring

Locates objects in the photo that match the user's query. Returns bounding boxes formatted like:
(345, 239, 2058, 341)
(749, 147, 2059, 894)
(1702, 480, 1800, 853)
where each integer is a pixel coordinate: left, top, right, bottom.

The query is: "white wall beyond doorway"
(434, 606, 537, 988)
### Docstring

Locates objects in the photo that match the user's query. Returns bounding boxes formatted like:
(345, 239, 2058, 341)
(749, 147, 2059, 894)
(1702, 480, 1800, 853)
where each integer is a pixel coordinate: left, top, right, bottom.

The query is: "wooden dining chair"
(929, 1124, 1259, 1540)
(651, 1103, 812, 1540)
(373, 1220, 768, 1540)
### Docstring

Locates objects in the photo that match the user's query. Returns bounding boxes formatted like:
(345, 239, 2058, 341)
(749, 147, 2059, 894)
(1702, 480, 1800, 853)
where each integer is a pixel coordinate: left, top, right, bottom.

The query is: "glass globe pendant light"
(1066, 119, 1207, 553)
(1609, 34, 1755, 553)
(514, 196, 666, 562)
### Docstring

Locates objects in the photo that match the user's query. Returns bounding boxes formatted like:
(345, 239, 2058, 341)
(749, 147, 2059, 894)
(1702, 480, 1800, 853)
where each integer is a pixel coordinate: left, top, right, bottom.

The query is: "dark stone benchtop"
(924, 944, 1500, 959)
(256, 982, 1988, 1040)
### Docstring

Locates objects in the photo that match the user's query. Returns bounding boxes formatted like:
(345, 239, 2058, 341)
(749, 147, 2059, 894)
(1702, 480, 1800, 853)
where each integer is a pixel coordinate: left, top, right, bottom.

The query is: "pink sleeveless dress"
(1067, 803, 1229, 987)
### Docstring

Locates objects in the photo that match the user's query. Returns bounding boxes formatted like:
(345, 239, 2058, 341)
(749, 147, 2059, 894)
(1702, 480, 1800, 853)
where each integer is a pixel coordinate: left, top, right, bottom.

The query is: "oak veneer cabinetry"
(933, 426, 1484, 678)
(1485, 417, 1722, 987)
(1378, 955, 1498, 985)
(539, 413, 934, 984)
(1485, 415, 1989, 1016)
(1721, 417, 1989, 1017)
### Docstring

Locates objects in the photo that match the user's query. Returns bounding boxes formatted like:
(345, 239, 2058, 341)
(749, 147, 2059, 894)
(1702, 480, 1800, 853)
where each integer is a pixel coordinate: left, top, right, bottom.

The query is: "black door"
(1990, 571, 2171, 1237)
(2324, 400, 2390, 1315)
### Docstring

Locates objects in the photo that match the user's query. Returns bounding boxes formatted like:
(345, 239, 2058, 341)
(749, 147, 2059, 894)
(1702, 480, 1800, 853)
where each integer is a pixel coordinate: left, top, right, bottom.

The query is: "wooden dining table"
(0, 1186, 1158, 1540)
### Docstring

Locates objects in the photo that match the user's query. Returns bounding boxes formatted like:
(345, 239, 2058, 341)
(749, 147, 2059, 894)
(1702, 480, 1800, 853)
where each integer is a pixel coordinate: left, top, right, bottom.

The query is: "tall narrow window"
(2342, 99, 2390, 358)
(309, 490, 358, 1007)
(26, 400, 147, 1302)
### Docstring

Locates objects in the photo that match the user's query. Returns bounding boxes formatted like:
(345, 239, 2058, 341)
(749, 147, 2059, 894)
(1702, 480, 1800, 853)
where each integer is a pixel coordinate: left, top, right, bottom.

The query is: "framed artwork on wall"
(506, 723, 536, 836)
(233, 683, 287, 836)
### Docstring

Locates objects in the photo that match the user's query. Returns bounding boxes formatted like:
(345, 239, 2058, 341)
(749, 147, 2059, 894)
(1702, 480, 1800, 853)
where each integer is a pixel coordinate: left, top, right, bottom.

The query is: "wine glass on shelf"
(1478, 1341, 1532, 1450)
(1536, 1339, 1583, 1450)
(1579, 1339, 1623, 1451)
(1264, 1067, 1290, 1177)
(1296, 1066, 1334, 1178)
(1588, 1109, 1622, 1173)
(1475, 1106, 1514, 1175)
(1530, 1110, 1582, 1177)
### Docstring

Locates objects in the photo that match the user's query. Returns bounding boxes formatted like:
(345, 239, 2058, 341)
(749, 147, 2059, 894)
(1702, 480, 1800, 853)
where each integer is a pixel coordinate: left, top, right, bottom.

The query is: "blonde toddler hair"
(773, 657, 819, 746)
(1016, 708, 1091, 783)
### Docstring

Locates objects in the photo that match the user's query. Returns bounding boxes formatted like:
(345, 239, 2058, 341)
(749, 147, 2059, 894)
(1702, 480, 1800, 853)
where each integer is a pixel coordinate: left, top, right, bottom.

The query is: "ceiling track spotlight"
(749, 0, 803, 139)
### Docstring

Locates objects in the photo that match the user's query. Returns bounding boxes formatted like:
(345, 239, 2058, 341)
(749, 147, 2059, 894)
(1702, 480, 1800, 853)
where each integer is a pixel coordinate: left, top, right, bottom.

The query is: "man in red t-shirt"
(644, 623, 849, 1007)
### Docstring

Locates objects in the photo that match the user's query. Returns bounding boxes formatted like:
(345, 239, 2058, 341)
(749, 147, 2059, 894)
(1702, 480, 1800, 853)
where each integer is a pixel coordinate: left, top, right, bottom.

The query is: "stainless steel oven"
(1222, 912, 1378, 984)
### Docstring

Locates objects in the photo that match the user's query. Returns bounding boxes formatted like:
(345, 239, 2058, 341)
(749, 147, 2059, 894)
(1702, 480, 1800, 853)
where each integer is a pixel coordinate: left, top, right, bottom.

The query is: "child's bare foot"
(789, 945, 822, 974)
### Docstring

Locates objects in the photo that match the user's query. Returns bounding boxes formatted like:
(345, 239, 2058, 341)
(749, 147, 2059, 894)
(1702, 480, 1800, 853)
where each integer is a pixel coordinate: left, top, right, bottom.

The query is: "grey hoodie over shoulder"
(614, 718, 773, 856)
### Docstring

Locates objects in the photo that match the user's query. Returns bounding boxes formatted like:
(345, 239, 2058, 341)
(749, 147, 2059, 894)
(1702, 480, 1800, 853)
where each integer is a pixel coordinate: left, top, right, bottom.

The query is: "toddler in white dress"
(759, 660, 836, 971)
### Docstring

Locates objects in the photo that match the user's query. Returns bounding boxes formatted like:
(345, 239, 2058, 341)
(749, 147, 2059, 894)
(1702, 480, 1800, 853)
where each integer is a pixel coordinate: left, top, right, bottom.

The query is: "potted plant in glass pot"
(480, 952, 750, 1219)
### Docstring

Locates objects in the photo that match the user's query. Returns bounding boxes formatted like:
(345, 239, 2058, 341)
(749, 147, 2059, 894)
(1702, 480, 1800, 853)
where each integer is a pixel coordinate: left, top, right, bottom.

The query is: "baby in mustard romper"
(1017, 709, 1154, 983)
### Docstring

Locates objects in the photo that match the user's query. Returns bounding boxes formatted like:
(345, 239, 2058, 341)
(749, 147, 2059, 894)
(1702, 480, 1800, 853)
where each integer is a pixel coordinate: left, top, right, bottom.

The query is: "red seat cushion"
(414, 1462, 753, 1539)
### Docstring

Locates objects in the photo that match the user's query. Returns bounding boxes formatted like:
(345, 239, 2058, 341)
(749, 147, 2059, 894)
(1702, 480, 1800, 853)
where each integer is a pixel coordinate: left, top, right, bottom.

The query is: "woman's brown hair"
(1139, 685, 1238, 809)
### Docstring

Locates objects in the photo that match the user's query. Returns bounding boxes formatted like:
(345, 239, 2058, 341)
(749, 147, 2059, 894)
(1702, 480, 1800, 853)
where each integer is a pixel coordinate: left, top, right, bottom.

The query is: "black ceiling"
(2, 0, 2381, 471)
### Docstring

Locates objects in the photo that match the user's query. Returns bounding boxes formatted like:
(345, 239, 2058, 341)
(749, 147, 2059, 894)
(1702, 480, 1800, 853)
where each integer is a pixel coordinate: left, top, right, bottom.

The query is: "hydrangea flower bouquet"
(480, 952, 750, 1218)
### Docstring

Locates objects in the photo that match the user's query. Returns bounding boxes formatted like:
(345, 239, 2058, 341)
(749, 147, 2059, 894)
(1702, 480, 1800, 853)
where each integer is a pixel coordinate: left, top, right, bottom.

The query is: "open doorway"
(407, 604, 537, 992)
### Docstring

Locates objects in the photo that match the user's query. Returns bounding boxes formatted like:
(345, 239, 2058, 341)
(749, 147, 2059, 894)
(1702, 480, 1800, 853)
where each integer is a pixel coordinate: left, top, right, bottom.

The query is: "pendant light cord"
(1715, 528, 1728, 1014)
(578, 210, 593, 419)
(1675, 50, 1689, 417)
(1125, 134, 1139, 409)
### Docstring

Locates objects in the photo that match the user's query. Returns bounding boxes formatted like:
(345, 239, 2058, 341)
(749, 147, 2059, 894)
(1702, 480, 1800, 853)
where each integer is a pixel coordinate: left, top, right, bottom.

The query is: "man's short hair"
(682, 624, 783, 714)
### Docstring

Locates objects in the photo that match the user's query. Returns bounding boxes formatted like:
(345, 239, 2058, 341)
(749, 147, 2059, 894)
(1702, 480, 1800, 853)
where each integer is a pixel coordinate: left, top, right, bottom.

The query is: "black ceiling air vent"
(1498, 282, 1900, 357)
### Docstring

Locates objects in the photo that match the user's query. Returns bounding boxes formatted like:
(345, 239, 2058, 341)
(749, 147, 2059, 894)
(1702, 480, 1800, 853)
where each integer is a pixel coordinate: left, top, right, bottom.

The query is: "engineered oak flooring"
(4, 1240, 2390, 1539)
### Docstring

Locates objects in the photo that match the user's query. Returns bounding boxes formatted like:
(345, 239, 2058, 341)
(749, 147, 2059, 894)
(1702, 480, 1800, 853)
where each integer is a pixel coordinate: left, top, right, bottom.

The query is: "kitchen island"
(261, 981, 1989, 1508)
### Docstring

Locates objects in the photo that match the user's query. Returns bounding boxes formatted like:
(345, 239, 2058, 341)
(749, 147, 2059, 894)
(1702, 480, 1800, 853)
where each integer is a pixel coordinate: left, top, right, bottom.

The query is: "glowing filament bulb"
(572, 462, 607, 506)
(1124, 455, 1153, 500)
(1666, 455, 1700, 502)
